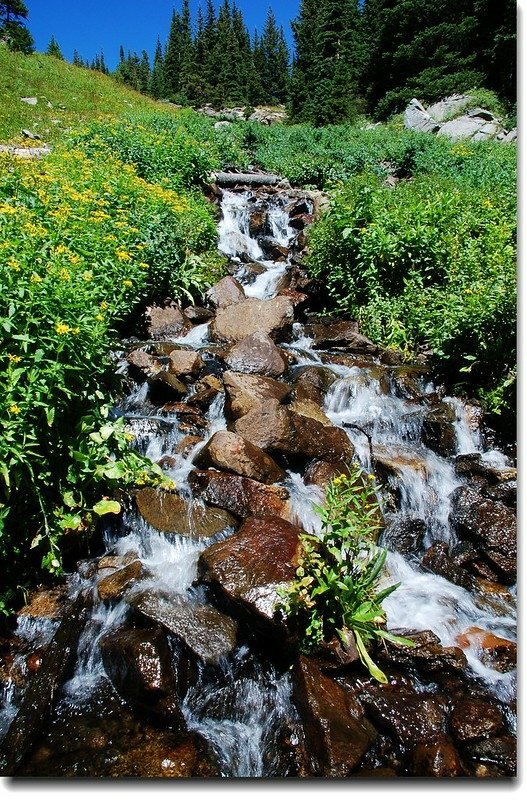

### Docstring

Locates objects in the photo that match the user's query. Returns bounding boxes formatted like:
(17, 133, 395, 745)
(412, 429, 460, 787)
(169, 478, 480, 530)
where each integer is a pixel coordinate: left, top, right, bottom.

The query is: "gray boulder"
(404, 99, 441, 134)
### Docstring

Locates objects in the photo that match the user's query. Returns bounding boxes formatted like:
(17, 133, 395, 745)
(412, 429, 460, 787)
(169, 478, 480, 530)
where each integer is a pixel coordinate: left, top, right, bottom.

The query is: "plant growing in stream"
(279, 466, 412, 683)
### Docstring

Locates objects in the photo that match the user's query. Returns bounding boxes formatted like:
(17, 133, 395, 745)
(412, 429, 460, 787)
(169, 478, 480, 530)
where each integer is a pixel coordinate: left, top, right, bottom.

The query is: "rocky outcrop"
(195, 430, 285, 484)
(211, 297, 295, 343)
(404, 95, 514, 143)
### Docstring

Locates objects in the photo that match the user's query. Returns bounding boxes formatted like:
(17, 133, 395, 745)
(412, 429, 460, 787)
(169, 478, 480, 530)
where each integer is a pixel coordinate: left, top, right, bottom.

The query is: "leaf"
(93, 499, 121, 516)
(354, 629, 388, 684)
(46, 407, 55, 427)
(99, 425, 114, 441)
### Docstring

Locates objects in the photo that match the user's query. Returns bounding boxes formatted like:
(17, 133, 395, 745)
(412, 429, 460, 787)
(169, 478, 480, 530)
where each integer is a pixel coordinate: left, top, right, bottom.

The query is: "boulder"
(205, 276, 245, 309)
(129, 591, 238, 666)
(105, 732, 219, 778)
(186, 374, 224, 411)
(381, 515, 425, 555)
(293, 365, 337, 405)
(421, 404, 457, 457)
(168, 349, 204, 379)
(464, 735, 516, 775)
(455, 627, 516, 673)
(404, 99, 441, 134)
(225, 332, 287, 377)
(379, 629, 467, 675)
(258, 237, 288, 261)
(149, 370, 188, 399)
(304, 321, 377, 353)
(211, 297, 294, 344)
(292, 656, 377, 777)
(198, 516, 303, 633)
(189, 470, 290, 520)
(304, 460, 348, 490)
(426, 94, 471, 122)
(195, 430, 285, 484)
(145, 303, 192, 340)
(135, 488, 237, 539)
(361, 687, 446, 745)
(450, 698, 504, 742)
(223, 371, 290, 419)
(127, 349, 161, 378)
(18, 588, 67, 620)
(183, 305, 214, 324)
(421, 542, 472, 589)
(439, 114, 502, 142)
(289, 399, 332, 427)
(411, 733, 462, 777)
(248, 207, 268, 237)
(97, 560, 144, 602)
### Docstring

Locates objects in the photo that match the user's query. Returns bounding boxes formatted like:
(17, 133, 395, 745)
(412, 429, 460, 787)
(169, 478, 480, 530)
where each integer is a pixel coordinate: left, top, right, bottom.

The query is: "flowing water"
(0, 186, 516, 776)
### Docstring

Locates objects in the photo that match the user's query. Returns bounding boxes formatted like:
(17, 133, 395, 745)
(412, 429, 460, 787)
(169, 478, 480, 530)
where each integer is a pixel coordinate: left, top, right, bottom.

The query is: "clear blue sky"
(25, 1, 300, 68)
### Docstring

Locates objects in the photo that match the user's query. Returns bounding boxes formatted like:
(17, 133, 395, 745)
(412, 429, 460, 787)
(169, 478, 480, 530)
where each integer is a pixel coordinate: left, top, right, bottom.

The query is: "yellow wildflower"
(8, 354, 22, 363)
(96, 314, 104, 322)
(30, 273, 42, 283)
(59, 268, 71, 281)
(100, 301, 109, 310)
(83, 271, 93, 282)
(8, 404, 21, 415)
(55, 322, 71, 335)
(7, 257, 20, 271)
(0, 203, 17, 216)
(123, 279, 133, 288)
(116, 248, 132, 262)
(139, 262, 149, 270)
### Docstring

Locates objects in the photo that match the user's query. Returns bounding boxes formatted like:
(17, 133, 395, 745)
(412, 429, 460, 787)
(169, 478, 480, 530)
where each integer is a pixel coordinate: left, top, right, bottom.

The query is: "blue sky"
(25, 1, 300, 69)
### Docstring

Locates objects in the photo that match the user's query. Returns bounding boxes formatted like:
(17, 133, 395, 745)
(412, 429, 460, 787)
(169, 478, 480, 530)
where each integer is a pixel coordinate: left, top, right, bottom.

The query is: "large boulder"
(427, 94, 471, 122)
(223, 371, 290, 419)
(167, 349, 204, 379)
(145, 303, 192, 340)
(293, 365, 338, 405)
(410, 734, 462, 777)
(210, 297, 295, 343)
(449, 698, 505, 742)
(135, 488, 237, 539)
(361, 687, 446, 745)
(97, 560, 145, 602)
(189, 470, 290, 520)
(404, 99, 441, 134)
(198, 516, 303, 635)
(292, 656, 377, 777)
(439, 110, 504, 142)
(304, 321, 377, 353)
(205, 276, 245, 309)
(195, 430, 285, 484)
(225, 332, 287, 377)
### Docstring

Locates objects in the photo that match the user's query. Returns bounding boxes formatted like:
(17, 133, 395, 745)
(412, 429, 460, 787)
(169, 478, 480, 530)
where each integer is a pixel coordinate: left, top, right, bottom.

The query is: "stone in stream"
(381, 515, 426, 556)
(303, 320, 378, 353)
(291, 656, 377, 777)
(449, 698, 505, 742)
(183, 305, 214, 323)
(149, 370, 188, 399)
(455, 627, 516, 673)
(421, 403, 457, 457)
(248, 207, 268, 237)
(233, 399, 354, 463)
(225, 332, 287, 377)
(205, 275, 245, 309)
(257, 236, 288, 261)
(410, 733, 462, 777)
(421, 542, 472, 589)
(378, 629, 467, 675)
(195, 430, 285, 484)
(97, 559, 145, 602)
(292, 365, 338, 406)
(361, 687, 446, 746)
(289, 399, 333, 427)
(210, 296, 295, 344)
(304, 459, 349, 490)
(135, 488, 237, 538)
(198, 515, 303, 637)
(189, 470, 290, 520)
(126, 349, 162, 378)
(223, 371, 291, 419)
(186, 374, 224, 411)
(145, 302, 192, 340)
(167, 349, 204, 379)
(463, 735, 517, 775)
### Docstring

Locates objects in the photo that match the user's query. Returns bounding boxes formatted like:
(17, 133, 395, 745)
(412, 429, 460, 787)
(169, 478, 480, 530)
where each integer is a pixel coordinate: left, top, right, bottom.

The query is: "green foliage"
(279, 467, 411, 683)
(46, 35, 64, 60)
(0, 0, 33, 54)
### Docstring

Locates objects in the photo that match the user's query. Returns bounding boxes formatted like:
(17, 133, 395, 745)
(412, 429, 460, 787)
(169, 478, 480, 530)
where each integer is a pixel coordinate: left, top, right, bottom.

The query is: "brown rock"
(97, 560, 144, 602)
(205, 276, 245, 309)
(382, 516, 425, 555)
(464, 735, 517, 776)
(304, 460, 348, 490)
(168, 349, 204, 378)
(411, 733, 462, 777)
(107, 733, 219, 778)
(190, 470, 289, 519)
(135, 488, 237, 539)
(97, 551, 138, 572)
(195, 430, 285, 484)
(183, 305, 214, 323)
(150, 370, 188, 398)
(223, 371, 290, 419)
(198, 516, 303, 630)
(225, 332, 287, 377)
(380, 629, 467, 674)
(455, 627, 516, 673)
(26, 648, 46, 676)
(19, 588, 67, 619)
(187, 375, 224, 410)
(293, 365, 337, 405)
(289, 399, 332, 427)
(362, 688, 446, 745)
(174, 435, 204, 458)
(127, 349, 161, 377)
(421, 542, 472, 588)
(248, 207, 268, 237)
(146, 303, 192, 340)
(292, 656, 377, 776)
(422, 404, 457, 457)
(211, 297, 294, 343)
(450, 698, 504, 742)
(305, 321, 377, 353)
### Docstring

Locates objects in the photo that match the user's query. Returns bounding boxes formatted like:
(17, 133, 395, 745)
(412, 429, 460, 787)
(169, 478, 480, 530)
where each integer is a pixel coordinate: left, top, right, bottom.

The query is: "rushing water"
(0, 185, 516, 776)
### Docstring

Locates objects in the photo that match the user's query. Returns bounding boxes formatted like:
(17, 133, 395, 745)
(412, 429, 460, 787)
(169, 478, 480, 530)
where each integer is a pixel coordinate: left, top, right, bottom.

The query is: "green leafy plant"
(279, 466, 412, 683)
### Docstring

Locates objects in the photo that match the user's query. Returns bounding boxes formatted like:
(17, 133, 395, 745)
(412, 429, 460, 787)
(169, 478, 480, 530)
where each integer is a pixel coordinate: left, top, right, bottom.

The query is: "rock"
(214, 120, 231, 129)
(455, 627, 516, 673)
(195, 430, 285, 484)
(454, 453, 517, 486)
(233, 399, 354, 462)
(464, 735, 517, 775)
(150, 370, 188, 398)
(304, 460, 348, 490)
(381, 515, 425, 555)
(21, 97, 38, 106)
(234, 262, 267, 284)
(135, 488, 236, 539)
(189, 470, 290, 520)
(186, 374, 224, 411)
(183, 305, 214, 323)
(293, 365, 337, 405)
(247, 107, 288, 125)
(411, 733, 462, 777)
(421, 542, 472, 589)
(97, 552, 138, 571)
(174, 435, 204, 458)
(21, 129, 41, 140)
(97, 560, 144, 601)
(404, 99, 441, 134)
(145, 303, 192, 340)
(373, 445, 429, 480)
(223, 371, 290, 419)
(258, 237, 288, 261)
(129, 592, 238, 666)
(361, 687, 446, 745)
(380, 629, 467, 674)
(289, 399, 332, 427)
(450, 487, 516, 583)
(127, 349, 161, 377)
(292, 656, 377, 776)
(225, 332, 287, 377)
(248, 207, 268, 237)
(168, 349, 204, 378)
(450, 698, 504, 742)
(205, 276, 245, 309)
(106, 732, 219, 778)
(198, 516, 303, 635)
(504, 128, 517, 143)
(211, 297, 295, 343)
(304, 321, 377, 353)
(421, 404, 457, 457)
(439, 114, 500, 141)
(18, 588, 67, 619)
(426, 94, 471, 122)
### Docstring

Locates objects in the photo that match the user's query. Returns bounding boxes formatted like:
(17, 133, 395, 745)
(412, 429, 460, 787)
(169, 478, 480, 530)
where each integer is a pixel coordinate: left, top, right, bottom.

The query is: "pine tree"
(137, 50, 151, 94)
(46, 34, 64, 60)
(164, 9, 183, 98)
(178, 0, 195, 102)
(260, 9, 289, 104)
(0, 0, 33, 53)
(149, 37, 166, 99)
(72, 49, 85, 68)
(290, 0, 321, 122)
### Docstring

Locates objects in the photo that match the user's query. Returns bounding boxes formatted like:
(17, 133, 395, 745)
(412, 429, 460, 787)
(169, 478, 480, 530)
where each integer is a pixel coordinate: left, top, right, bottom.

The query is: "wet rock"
(211, 296, 295, 344)
(421, 404, 457, 457)
(189, 470, 290, 520)
(293, 365, 337, 405)
(391, 365, 428, 397)
(145, 303, 192, 340)
(454, 453, 517, 485)
(106, 732, 219, 777)
(129, 592, 238, 666)
(248, 207, 268, 237)
(411, 733, 462, 777)
(195, 430, 285, 484)
(450, 698, 504, 742)
(455, 627, 516, 673)
(450, 487, 516, 583)
(223, 370, 290, 419)
(421, 542, 472, 589)
(258, 237, 288, 261)
(304, 460, 348, 490)
(381, 515, 425, 555)
(464, 735, 516, 775)
(380, 629, 467, 674)
(205, 276, 245, 309)
(183, 305, 214, 323)
(150, 370, 188, 399)
(135, 488, 237, 538)
(97, 560, 144, 602)
(225, 332, 287, 377)
(174, 435, 203, 458)
(289, 399, 332, 427)
(19, 588, 67, 619)
(292, 656, 377, 777)
(361, 687, 446, 745)
(186, 374, 224, 410)
(26, 648, 46, 676)
(304, 321, 377, 353)
(97, 551, 138, 572)
(234, 399, 354, 463)
(198, 516, 303, 635)
(126, 349, 161, 378)
(373, 445, 429, 480)
(167, 349, 204, 379)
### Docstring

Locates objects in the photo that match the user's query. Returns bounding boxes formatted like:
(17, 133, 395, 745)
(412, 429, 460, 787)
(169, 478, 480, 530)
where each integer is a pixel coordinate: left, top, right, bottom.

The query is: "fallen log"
(213, 171, 281, 187)
(0, 589, 92, 775)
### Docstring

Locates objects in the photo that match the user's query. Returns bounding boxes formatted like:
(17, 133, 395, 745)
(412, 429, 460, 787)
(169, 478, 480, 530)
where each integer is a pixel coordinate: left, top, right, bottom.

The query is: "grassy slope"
(0, 45, 175, 142)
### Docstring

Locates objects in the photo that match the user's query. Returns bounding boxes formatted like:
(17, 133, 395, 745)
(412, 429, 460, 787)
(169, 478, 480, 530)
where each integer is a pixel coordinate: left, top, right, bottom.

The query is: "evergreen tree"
(0, 0, 33, 53)
(164, 9, 183, 98)
(149, 37, 166, 99)
(137, 50, 151, 94)
(290, 0, 322, 122)
(72, 49, 85, 68)
(178, 0, 195, 102)
(46, 35, 64, 60)
(260, 9, 289, 104)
